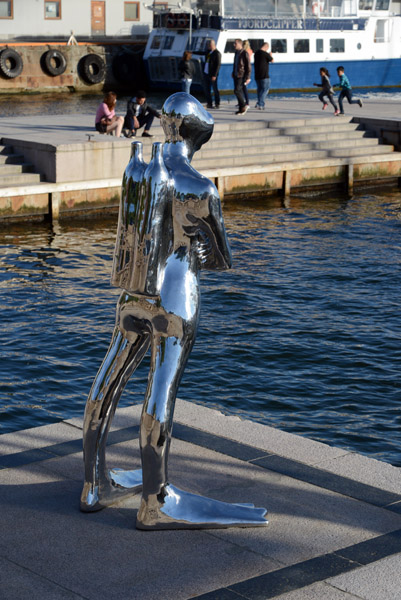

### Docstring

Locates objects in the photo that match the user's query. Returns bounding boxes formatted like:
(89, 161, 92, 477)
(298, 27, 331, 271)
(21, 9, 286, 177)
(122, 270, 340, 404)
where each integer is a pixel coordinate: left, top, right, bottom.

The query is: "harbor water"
(1, 192, 401, 466)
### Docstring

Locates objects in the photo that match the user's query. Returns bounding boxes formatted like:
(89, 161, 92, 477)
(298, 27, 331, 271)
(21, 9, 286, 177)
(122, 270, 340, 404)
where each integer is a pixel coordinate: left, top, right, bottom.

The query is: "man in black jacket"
(232, 39, 251, 115)
(254, 42, 274, 110)
(203, 39, 221, 109)
(123, 90, 161, 138)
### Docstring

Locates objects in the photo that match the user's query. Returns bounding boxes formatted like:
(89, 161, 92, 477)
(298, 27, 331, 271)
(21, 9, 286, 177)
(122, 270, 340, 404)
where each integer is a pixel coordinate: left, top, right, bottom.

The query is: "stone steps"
(193, 116, 397, 170)
(0, 142, 43, 187)
(0, 153, 26, 165)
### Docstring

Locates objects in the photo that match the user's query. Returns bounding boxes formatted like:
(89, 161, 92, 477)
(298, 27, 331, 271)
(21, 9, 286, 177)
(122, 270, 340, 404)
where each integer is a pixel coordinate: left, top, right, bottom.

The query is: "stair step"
(0, 153, 26, 165)
(313, 138, 380, 149)
(328, 144, 394, 157)
(207, 135, 292, 149)
(193, 149, 329, 168)
(277, 123, 361, 135)
(198, 140, 313, 158)
(297, 130, 374, 143)
(268, 116, 353, 128)
(212, 128, 278, 141)
(0, 173, 42, 186)
(0, 145, 14, 155)
(0, 163, 34, 175)
(214, 120, 268, 132)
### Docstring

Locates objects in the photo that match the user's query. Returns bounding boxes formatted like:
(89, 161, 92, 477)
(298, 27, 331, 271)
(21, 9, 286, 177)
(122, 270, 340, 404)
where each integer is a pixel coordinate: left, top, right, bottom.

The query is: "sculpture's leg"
(136, 334, 268, 530)
(80, 324, 150, 512)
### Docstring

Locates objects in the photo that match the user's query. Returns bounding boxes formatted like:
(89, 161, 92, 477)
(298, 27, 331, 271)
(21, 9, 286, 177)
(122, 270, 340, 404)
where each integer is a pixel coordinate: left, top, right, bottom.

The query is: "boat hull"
(144, 57, 401, 92)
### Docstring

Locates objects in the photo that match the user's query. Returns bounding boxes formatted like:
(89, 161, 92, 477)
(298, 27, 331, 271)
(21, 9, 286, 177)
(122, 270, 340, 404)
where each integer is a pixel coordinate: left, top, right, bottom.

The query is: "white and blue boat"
(143, 0, 401, 91)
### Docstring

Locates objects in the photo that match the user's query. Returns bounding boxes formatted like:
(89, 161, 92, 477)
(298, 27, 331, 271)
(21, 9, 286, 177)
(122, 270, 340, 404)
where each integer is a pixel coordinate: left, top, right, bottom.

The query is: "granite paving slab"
(1, 402, 401, 600)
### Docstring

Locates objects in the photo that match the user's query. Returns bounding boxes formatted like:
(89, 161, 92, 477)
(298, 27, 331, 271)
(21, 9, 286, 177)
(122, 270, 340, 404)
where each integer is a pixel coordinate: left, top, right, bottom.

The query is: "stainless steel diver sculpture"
(80, 92, 268, 529)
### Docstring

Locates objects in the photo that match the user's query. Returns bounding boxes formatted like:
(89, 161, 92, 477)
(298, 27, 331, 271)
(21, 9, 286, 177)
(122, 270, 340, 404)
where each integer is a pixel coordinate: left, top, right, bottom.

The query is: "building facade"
(0, 0, 155, 40)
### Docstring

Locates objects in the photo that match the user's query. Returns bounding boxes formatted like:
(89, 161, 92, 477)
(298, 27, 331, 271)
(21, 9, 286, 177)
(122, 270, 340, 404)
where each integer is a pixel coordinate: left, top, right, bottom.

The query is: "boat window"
(151, 36, 162, 49)
(316, 39, 323, 52)
(375, 0, 390, 8)
(359, 0, 373, 8)
(0, 0, 12, 18)
(224, 40, 236, 53)
(271, 39, 287, 53)
(249, 39, 265, 52)
(374, 19, 389, 41)
(330, 38, 345, 52)
(294, 39, 310, 53)
(163, 36, 174, 49)
(191, 37, 208, 53)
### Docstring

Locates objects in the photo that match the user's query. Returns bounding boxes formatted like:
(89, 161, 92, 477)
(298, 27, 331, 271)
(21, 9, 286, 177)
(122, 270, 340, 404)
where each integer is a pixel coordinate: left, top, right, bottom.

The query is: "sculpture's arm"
(184, 189, 232, 271)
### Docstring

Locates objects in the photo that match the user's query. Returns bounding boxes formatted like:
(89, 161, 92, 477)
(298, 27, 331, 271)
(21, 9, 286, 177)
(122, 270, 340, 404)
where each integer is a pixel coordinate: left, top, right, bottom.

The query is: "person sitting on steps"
(95, 91, 124, 137)
(123, 90, 161, 138)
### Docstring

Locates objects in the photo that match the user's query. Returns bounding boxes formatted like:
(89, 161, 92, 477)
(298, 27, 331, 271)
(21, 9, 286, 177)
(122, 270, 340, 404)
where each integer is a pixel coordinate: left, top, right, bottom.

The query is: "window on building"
(0, 0, 12, 18)
(330, 38, 345, 52)
(316, 39, 323, 52)
(45, 1, 61, 19)
(271, 39, 287, 53)
(294, 39, 310, 53)
(124, 2, 139, 20)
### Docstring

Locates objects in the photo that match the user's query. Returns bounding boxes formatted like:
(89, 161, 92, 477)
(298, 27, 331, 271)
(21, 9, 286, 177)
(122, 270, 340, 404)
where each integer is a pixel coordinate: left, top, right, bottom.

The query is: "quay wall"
(1, 154, 401, 223)
(1, 116, 401, 222)
(0, 43, 146, 94)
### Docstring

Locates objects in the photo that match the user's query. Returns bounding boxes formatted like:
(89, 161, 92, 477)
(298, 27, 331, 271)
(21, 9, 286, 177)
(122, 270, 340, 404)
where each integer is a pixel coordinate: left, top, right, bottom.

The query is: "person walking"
(314, 67, 339, 115)
(232, 39, 251, 115)
(336, 66, 363, 115)
(178, 51, 195, 94)
(242, 40, 253, 108)
(203, 39, 221, 109)
(95, 91, 124, 137)
(123, 90, 161, 138)
(254, 41, 274, 110)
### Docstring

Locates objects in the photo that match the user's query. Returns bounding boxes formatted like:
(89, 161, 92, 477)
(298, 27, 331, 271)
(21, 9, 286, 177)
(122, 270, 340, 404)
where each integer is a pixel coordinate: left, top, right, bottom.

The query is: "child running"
(336, 66, 363, 115)
(314, 67, 339, 115)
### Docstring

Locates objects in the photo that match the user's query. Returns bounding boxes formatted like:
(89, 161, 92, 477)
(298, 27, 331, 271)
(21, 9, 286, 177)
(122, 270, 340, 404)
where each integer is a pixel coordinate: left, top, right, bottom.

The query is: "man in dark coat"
(254, 42, 274, 110)
(203, 39, 221, 109)
(123, 90, 161, 138)
(232, 39, 251, 115)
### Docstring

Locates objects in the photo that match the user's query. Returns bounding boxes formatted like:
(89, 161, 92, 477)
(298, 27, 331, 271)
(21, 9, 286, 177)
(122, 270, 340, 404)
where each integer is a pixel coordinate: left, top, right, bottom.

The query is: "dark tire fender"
(43, 49, 67, 76)
(81, 53, 106, 84)
(0, 48, 23, 79)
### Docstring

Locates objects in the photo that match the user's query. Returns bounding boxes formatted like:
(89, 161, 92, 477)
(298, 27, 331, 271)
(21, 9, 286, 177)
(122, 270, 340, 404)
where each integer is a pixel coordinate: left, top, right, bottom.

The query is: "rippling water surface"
(1, 192, 401, 466)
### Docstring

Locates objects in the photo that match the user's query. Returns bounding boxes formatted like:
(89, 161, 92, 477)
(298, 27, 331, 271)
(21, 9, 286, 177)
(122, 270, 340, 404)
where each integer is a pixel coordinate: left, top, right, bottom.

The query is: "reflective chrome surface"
(81, 92, 268, 529)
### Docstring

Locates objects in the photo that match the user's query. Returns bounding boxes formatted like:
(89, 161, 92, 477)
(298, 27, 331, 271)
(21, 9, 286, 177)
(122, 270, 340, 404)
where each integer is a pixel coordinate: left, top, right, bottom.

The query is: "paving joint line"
(192, 529, 401, 600)
(0, 554, 91, 600)
(1, 422, 401, 513)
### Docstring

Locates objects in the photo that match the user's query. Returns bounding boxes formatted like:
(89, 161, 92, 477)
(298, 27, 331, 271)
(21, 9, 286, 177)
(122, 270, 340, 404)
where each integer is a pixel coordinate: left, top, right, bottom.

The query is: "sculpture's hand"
(183, 214, 231, 271)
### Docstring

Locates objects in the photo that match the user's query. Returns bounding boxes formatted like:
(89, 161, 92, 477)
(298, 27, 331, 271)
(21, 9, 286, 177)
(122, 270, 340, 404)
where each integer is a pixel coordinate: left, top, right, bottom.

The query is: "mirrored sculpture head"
(161, 92, 214, 154)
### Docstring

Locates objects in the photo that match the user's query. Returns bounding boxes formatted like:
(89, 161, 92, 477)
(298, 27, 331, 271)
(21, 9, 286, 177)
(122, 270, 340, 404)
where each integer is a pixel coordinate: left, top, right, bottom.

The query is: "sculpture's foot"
(136, 484, 268, 530)
(80, 468, 142, 512)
